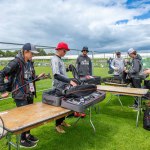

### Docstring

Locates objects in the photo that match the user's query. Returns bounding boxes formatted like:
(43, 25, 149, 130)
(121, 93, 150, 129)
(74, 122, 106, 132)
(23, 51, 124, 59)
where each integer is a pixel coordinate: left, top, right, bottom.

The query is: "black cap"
(22, 43, 39, 54)
(115, 51, 121, 55)
(81, 46, 89, 52)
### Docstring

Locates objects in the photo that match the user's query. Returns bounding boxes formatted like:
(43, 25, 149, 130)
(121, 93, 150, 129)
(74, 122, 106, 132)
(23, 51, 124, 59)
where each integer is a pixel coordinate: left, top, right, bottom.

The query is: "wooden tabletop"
(0, 102, 71, 134)
(97, 85, 149, 96)
(104, 82, 128, 87)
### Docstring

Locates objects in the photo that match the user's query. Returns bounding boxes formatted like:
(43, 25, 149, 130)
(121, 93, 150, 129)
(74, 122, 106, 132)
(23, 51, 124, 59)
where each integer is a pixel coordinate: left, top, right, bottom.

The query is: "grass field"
(0, 66, 150, 150)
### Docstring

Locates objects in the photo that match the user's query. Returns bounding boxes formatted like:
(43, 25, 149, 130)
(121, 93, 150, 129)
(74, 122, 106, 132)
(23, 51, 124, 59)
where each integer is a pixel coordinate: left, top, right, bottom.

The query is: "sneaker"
(56, 125, 65, 133)
(61, 121, 71, 127)
(20, 140, 37, 148)
(81, 113, 86, 118)
(27, 134, 39, 143)
(128, 104, 138, 108)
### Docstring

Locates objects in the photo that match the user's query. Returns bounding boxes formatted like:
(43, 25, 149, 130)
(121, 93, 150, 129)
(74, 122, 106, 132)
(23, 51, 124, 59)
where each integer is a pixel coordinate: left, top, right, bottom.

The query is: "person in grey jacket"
(125, 48, 143, 108)
(111, 51, 125, 81)
(76, 46, 92, 78)
(51, 42, 77, 133)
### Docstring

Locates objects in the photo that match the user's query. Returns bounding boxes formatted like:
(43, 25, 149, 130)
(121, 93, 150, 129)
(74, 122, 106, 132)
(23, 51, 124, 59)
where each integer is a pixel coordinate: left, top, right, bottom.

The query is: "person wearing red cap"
(51, 42, 77, 133)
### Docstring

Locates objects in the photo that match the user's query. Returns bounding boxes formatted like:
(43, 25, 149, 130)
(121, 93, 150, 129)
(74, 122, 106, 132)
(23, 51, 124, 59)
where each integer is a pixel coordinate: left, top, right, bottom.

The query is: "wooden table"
(97, 85, 149, 127)
(0, 102, 72, 150)
(104, 82, 128, 87)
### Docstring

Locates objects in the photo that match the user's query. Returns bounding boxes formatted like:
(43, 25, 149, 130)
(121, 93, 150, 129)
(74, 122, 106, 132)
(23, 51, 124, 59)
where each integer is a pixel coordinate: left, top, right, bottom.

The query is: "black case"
(42, 89, 62, 106)
(61, 91, 106, 112)
(80, 76, 101, 85)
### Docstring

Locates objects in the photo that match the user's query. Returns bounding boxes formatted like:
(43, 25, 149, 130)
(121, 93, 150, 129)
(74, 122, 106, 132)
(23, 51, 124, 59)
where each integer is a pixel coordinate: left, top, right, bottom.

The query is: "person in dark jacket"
(0, 43, 45, 148)
(51, 42, 77, 133)
(75, 46, 92, 117)
(125, 48, 143, 109)
(76, 46, 92, 78)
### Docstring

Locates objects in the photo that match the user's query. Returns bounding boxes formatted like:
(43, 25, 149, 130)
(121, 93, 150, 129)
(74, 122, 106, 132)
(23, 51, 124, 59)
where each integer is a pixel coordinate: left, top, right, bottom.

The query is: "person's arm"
(54, 74, 70, 83)
(128, 59, 140, 74)
(89, 59, 92, 76)
(0, 59, 19, 92)
(110, 59, 117, 70)
(76, 57, 79, 73)
(51, 58, 71, 84)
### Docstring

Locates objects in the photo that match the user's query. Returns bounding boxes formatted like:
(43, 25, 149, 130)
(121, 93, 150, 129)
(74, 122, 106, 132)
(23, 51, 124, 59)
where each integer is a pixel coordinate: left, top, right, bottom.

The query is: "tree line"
(0, 48, 54, 57)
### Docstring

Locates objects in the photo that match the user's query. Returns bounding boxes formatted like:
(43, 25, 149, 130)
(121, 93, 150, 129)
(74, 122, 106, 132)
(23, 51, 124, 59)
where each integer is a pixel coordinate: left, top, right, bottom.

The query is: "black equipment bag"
(42, 89, 63, 106)
(80, 76, 101, 85)
(144, 80, 150, 89)
(143, 108, 150, 131)
(61, 90, 106, 112)
(64, 84, 97, 98)
(67, 64, 101, 85)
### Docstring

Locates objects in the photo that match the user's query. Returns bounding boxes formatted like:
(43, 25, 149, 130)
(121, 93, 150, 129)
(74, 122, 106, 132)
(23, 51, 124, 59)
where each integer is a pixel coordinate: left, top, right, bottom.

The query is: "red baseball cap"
(55, 42, 70, 51)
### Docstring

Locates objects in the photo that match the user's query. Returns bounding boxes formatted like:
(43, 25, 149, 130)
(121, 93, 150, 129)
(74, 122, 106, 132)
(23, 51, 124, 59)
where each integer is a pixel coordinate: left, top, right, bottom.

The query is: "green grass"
(0, 66, 150, 150)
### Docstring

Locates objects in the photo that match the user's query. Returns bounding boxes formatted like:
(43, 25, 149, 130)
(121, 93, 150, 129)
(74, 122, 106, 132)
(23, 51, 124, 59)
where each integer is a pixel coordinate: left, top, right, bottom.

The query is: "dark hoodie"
(0, 51, 36, 100)
(128, 54, 143, 78)
(76, 54, 92, 76)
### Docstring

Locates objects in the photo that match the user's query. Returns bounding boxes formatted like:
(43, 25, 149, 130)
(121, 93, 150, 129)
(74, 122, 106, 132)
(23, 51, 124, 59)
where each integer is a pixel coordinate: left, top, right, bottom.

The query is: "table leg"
(105, 93, 113, 105)
(117, 95, 123, 109)
(93, 105, 100, 114)
(136, 97, 141, 127)
(89, 107, 96, 132)
(16, 134, 20, 150)
(73, 116, 81, 126)
(7, 133, 11, 150)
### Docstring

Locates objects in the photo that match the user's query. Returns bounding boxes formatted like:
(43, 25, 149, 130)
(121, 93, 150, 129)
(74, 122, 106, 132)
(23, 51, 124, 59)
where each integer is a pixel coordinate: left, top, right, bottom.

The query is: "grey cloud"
(0, 0, 150, 53)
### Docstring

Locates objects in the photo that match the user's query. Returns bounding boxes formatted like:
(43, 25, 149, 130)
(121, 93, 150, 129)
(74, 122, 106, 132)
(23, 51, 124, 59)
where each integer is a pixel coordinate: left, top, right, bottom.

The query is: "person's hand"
(114, 67, 118, 71)
(144, 69, 150, 75)
(38, 73, 45, 79)
(124, 67, 126, 71)
(70, 80, 77, 87)
(125, 70, 129, 73)
(1, 92, 9, 98)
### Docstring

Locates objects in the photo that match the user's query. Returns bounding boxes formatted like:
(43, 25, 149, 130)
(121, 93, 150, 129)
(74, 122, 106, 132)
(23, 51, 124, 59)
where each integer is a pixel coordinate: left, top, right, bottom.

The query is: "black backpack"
(0, 58, 22, 92)
(143, 108, 150, 130)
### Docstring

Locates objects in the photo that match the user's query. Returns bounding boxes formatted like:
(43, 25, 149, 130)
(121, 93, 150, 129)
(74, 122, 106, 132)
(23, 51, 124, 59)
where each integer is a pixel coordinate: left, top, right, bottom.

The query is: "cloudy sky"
(0, 0, 150, 53)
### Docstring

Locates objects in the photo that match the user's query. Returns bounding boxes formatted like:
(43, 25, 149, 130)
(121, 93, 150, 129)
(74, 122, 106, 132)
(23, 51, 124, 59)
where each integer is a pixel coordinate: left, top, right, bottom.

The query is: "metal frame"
(73, 107, 96, 132)
(105, 93, 124, 109)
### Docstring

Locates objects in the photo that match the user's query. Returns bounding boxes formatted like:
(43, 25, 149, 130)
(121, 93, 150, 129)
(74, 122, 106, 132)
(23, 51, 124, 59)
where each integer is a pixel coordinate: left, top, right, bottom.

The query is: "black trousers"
(15, 98, 33, 140)
(131, 78, 142, 105)
(56, 117, 65, 126)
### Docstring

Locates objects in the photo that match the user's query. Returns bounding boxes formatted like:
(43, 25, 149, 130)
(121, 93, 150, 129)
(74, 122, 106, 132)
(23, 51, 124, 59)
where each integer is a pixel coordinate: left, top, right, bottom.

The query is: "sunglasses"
(63, 50, 67, 53)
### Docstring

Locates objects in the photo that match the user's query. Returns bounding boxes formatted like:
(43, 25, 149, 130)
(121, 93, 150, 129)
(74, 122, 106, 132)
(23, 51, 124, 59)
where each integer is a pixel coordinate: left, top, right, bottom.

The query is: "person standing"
(51, 42, 77, 133)
(125, 48, 143, 109)
(76, 46, 92, 78)
(107, 57, 114, 74)
(75, 46, 92, 117)
(0, 43, 45, 148)
(111, 51, 125, 82)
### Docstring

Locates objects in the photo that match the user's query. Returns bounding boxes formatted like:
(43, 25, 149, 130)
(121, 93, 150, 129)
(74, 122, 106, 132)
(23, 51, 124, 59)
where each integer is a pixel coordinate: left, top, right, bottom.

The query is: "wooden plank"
(104, 82, 128, 87)
(0, 102, 71, 133)
(97, 85, 148, 96)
